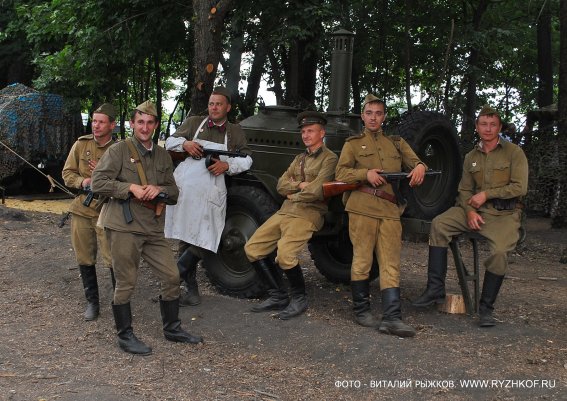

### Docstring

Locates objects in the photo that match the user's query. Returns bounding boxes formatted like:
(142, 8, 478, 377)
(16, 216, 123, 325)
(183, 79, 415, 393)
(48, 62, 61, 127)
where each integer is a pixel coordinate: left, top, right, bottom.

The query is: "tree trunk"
(225, 15, 245, 116)
(153, 52, 162, 143)
(268, 48, 285, 105)
(554, 0, 567, 228)
(537, 0, 555, 132)
(404, 0, 413, 111)
(190, 0, 233, 116)
(243, 39, 268, 117)
(460, 0, 490, 154)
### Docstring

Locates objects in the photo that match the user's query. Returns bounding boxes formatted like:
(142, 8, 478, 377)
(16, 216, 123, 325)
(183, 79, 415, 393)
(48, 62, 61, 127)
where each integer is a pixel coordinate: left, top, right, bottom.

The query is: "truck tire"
(308, 226, 379, 285)
(387, 111, 462, 220)
(203, 185, 279, 298)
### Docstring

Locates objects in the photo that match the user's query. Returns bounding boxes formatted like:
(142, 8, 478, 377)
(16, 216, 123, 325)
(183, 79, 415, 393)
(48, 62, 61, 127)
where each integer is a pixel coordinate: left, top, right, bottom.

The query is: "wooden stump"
(437, 293, 466, 314)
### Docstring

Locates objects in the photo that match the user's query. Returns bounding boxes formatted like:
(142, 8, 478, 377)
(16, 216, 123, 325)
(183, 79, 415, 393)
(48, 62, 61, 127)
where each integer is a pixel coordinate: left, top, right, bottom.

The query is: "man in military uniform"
(164, 87, 252, 307)
(62, 103, 116, 321)
(244, 111, 338, 320)
(335, 95, 426, 337)
(91, 100, 203, 355)
(413, 105, 528, 327)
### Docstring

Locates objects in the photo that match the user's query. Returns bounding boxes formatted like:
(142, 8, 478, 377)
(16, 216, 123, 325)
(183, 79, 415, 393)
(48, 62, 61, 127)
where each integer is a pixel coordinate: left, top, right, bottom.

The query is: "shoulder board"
(345, 133, 365, 142)
(78, 134, 94, 140)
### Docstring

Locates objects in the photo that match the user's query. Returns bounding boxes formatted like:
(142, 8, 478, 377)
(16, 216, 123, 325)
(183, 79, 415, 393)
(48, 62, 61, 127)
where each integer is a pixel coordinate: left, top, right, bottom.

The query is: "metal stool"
(448, 232, 484, 315)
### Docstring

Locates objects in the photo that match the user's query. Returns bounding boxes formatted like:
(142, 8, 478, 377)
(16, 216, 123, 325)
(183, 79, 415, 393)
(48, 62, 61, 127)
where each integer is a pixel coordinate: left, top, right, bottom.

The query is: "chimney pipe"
(328, 29, 354, 114)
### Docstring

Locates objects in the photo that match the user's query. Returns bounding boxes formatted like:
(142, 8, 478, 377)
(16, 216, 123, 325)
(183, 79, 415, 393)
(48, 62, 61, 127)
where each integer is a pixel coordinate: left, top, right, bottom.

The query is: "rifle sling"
(358, 186, 397, 204)
(125, 138, 148, 186)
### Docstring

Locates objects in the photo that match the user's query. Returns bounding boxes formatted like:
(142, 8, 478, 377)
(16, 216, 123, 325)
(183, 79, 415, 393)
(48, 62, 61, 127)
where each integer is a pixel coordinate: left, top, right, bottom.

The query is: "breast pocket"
(357, 150, 377, 169)
(468, 164, 482, 186)
(121, 161, 140, 183)
(155, 165, 168, 186)
(492, 161, 511, 187)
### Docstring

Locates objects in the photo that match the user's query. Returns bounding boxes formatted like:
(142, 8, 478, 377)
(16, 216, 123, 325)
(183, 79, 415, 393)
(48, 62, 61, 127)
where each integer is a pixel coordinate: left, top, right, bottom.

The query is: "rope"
(0, 139, 74, 197)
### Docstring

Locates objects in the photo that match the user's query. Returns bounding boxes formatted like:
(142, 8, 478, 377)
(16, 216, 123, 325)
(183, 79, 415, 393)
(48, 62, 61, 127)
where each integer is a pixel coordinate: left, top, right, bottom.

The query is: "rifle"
(323, 170, 442, 199)
(168, 148, 248, 168)
(122, 192, 169, 223)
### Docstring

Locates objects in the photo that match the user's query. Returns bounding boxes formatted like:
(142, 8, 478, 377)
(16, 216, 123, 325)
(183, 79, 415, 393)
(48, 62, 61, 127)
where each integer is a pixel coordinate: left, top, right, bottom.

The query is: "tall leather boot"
(479, 271, 504, 327)
(177, 249, 201, 306)
(112, 303, 152, 355)
(79, 265, 99, 321)
(378, 288, 416, 338)
(277, 265, 308, 320)
(412, 246, 448, 307)
(351, 280, 380, 327)
(110, 268, 116, 290)
(251, 259, 289, 312)
(159, 297, 203, 344)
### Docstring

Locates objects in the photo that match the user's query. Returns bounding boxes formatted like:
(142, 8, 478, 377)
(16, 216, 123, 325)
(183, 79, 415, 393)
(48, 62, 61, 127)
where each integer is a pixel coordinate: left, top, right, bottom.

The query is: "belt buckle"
(372, 188, 378, 197)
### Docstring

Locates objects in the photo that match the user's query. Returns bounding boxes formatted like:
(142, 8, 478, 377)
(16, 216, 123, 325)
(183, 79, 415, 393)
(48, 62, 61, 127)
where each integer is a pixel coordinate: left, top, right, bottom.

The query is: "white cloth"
(164, 120, 227, 252)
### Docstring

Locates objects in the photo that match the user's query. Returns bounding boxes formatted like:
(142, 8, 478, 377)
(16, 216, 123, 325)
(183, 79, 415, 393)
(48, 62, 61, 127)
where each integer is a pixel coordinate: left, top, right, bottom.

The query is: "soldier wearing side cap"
(413, 105, 528, 327)
(92, 100, 203, 355)
(244, 111, 338, 319)
(62, 103, 116, 321)
(335, 95, 426, 337)
(164, 86, 252, 307)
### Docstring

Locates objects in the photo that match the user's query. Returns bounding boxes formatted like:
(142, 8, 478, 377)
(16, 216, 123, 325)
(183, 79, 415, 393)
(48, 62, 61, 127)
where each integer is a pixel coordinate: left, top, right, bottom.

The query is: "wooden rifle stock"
(322, 181, 361, 199)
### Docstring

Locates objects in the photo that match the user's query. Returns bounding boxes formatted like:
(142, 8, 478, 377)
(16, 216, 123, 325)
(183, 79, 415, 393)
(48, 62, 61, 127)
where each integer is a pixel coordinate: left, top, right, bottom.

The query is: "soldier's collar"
(132, 135, 153, 155)
(364, 127, 383, 138)
(306, 145, 324, 156)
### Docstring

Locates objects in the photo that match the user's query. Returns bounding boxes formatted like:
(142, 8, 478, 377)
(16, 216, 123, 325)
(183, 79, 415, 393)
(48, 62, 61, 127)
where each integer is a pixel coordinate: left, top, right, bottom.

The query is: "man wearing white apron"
(165, 87, 252, 306)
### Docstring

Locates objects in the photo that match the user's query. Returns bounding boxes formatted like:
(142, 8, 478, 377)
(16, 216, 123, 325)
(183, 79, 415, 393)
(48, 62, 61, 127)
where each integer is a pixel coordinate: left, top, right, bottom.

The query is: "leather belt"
(358, 186, 397, 204)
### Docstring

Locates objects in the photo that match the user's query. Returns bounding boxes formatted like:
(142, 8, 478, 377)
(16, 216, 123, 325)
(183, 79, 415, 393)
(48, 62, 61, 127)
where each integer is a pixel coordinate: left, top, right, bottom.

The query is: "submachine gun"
(168, 148, 248, 168)
(322, 170, 443, 202)
(121, 192, 169, 224)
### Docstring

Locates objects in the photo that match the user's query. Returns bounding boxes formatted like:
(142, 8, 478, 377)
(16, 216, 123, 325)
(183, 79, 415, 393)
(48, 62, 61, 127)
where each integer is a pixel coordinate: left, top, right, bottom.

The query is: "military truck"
(201, 30, 462, 297)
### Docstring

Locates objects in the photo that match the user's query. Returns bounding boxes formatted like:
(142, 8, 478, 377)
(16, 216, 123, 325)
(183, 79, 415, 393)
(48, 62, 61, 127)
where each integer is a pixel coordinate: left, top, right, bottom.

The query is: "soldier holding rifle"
(164, 87, 252, 307)
(335, 94, 426, 337)
(92, 100, 203, 355)
(62, 103, 116, 321)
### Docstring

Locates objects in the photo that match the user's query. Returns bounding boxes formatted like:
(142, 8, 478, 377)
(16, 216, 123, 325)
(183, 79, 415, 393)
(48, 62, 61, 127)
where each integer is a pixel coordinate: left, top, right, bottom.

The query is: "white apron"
(164, 119, 227, 252)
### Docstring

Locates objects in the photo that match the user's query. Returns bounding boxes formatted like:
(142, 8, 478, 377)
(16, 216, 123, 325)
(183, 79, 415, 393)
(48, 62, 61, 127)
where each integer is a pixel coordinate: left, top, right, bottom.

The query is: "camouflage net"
(523, 130, 567, 225)
(0, 83, 83, 182)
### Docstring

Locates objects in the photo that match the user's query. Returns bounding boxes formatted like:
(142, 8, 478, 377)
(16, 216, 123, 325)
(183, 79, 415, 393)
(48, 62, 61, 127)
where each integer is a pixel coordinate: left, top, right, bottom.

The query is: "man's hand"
(182, 140, 204, 158)
(367, 169, 387, 187)
(207, 157, 229, 176)
(467, 191, 487, 209)
(407, 163, 426, 187)
(467, 210, 485, 230)
(87, 159, 98, 172)
(298, 181, 310, 190)
(81, 178, 92, 189)
(129, 184, 162, 201)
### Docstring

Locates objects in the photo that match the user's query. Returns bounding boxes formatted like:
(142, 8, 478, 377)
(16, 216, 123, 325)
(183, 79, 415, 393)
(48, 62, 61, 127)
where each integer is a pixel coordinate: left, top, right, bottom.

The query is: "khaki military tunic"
(430, 138, 528, 275)
(91, 136, 181, 304)
(335, 129, 424, 287)
(245, 145, 338, 269)
(62, 135, 114, 267)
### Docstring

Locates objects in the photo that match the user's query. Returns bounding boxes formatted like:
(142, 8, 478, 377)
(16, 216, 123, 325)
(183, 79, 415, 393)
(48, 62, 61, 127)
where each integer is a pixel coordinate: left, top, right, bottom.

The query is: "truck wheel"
(308, 227, 378, 284)
(387, 111, 462, 220)
(203, 185, 278, 298)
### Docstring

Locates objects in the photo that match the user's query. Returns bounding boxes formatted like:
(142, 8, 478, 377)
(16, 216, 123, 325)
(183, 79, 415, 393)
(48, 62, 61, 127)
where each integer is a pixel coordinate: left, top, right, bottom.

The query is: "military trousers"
(70, 213, 111, 267)
(106, 229, 180, 304)
(348, 212, 401, 289)
(429, 206, 521, 276)
(245, 213, 318, 269)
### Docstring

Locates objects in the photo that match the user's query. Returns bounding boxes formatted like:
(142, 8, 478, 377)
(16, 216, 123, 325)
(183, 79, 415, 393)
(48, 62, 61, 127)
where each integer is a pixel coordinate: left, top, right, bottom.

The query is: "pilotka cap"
(93, 103, 117, 120)
(478, 104, 500, 118)
(297, 110, 327, 128)
(135, 100, 158, 117)
(212, 86, 232, 104)
(362, 93, 382, 110)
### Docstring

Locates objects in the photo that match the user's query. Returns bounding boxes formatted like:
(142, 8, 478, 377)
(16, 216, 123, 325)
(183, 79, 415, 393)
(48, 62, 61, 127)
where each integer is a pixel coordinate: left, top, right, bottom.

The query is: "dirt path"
(0, 203, 566, 401)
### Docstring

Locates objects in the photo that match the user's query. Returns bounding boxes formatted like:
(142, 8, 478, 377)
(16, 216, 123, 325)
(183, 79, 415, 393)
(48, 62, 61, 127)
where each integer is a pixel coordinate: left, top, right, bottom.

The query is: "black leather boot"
(250, 259, 289, 313)
(159, 298, 203, 344)
(378, 288, 416, 338)
(351, 280, 380, 327)
(412, 246, 448, 307)
(177, 249, 201, 306)
(479, 271, 504, 327)
(112, 303, 152, 355)
(277, 265, 308, 320)
(110, 268, 116, 290)
(79, 265, 99, 321)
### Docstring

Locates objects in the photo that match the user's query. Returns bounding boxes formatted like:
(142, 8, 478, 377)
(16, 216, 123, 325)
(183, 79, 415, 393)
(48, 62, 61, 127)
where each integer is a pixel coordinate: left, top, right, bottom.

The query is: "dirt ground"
(0, 198, 566, 401)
